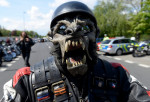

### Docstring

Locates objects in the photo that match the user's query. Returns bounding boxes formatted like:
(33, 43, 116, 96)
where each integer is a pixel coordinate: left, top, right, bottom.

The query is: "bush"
(140, 34, 150, 41)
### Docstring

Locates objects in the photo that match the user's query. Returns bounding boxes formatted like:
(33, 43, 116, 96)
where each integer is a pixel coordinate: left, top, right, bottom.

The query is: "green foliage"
(25, 30, 39, 38)
(0, 31, 2, 36)
(0, 27, 11, 36)
(94, 0, 130, 37)
(94, 0, 150, 41)
(0, 26, 40, 38)
(140, 34, 150, 41)
(128, 0, 150, 40)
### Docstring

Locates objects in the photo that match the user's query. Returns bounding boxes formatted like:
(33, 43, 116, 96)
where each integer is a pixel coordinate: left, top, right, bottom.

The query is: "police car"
(99, 37, 132, 55)
(96, 38, 103, 51)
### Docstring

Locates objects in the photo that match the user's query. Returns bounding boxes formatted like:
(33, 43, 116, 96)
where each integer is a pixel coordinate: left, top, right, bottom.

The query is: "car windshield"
(101, 40, 111, 44)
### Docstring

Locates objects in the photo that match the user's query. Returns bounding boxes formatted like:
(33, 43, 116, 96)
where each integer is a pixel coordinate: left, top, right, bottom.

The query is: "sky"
(0, 0, 97, 36)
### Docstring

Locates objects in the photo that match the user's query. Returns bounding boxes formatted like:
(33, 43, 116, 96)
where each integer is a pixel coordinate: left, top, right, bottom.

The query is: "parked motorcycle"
(128, 44, 150, 57)
(2, 46, 13, 62)
(7, 45, 17, 58)
(0, 46, 4, 66)
(10, 44, 21, 56)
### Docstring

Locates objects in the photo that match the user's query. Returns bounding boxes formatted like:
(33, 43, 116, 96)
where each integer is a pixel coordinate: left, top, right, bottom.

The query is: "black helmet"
(50, 1, 97, 29)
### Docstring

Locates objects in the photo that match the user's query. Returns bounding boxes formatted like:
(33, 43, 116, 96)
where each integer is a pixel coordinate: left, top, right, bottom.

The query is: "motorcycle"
(11, 44, 21, 56)
(2, 46, 13, 62)
(7, 45, 17, 58)
(0, 46, 4, 66)
(128, 44, 150, 57)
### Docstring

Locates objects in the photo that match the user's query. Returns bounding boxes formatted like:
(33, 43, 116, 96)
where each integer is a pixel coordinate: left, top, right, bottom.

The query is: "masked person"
(16, 32, 34, 67)
(1, 1, 150, 102)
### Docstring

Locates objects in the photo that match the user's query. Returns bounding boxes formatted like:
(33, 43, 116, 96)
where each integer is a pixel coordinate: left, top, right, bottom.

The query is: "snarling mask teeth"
(79, 39, 82, 45)
(66, 55, 86, 68)
(63, 38, 87, 71)
(64, 39, 85, 52)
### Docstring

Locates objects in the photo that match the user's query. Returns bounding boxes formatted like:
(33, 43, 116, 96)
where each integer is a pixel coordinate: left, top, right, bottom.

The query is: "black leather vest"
(29, 56, 120, 102)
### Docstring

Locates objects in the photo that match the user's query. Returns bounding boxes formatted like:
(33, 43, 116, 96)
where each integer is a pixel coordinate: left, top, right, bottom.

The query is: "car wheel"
(116, 49, 123, 56)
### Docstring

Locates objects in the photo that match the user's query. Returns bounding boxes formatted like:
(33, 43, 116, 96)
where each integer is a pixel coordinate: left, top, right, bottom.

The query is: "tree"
(128, 0, 150, 40)
(123, 0, 142, 14)
(94, 0, 130, 37)
(0, 25, 2, 36)
(11, 30, 17, 36)
(0, 31, 2, 36)
(0, 25, 41, 37)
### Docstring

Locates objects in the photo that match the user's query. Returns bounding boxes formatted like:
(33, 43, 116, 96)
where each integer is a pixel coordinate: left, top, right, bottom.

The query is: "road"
(0, 42, 150, 98)
(98, 51, 150, 89)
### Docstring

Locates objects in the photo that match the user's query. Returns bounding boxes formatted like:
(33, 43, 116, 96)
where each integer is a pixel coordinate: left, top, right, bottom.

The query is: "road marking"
(125, 60, 134, 63)
(105, 56, 112, 58)
(14, 57, 20, 61)
(7, 63, 12, 67)
(11, 61, 16, 64)
(139, 64, 150, 68)
(0, 68, 7, 72)
(114, 57, 121, 60)
(45, 43, 51, 49)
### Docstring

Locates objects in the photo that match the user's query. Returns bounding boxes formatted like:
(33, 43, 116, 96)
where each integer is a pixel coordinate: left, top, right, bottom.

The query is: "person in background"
(6, 37, 11, 46)
(103, 33, 109, 41)
(17, 31, 34, 67)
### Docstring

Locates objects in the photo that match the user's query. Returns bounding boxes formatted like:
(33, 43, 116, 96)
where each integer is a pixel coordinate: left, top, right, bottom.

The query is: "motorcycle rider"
(1, 1, 150, 102)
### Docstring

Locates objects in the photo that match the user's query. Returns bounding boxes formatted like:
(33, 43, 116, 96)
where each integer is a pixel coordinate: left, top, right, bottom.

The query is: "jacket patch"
(111, 63, 129, 73)
(147, 91, 150, 97)
(13, 67, 31, 87)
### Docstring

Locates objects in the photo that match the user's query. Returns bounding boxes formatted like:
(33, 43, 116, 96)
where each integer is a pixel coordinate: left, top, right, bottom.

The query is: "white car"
(99, 38, 132, 55)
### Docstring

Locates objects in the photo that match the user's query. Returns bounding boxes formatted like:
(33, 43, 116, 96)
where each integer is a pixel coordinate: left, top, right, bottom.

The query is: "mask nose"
(65, 25, 82, 35)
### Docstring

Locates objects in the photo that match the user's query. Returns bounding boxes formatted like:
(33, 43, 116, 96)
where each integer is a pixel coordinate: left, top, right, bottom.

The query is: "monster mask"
(49, 15, 98, 77)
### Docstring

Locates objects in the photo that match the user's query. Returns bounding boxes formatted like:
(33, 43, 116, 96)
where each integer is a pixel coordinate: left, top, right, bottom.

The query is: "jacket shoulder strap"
(30, 56, 62, 88)
(30, 56, 66, 102)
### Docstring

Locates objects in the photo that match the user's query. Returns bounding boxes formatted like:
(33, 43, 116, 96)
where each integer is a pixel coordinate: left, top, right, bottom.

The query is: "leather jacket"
(16, 38, 34, 52)
(1, 57, 150, 102)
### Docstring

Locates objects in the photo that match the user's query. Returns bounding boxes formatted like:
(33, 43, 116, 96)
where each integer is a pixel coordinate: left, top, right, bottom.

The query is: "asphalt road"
(0, 42, 150, 99)
(0, 42, 52, 98)
(98, 52, 150, 89)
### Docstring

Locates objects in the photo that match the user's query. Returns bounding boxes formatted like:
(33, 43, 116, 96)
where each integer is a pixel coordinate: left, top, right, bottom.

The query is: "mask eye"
(57, 25, 67, 34)
(81, 25, 90, 33)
